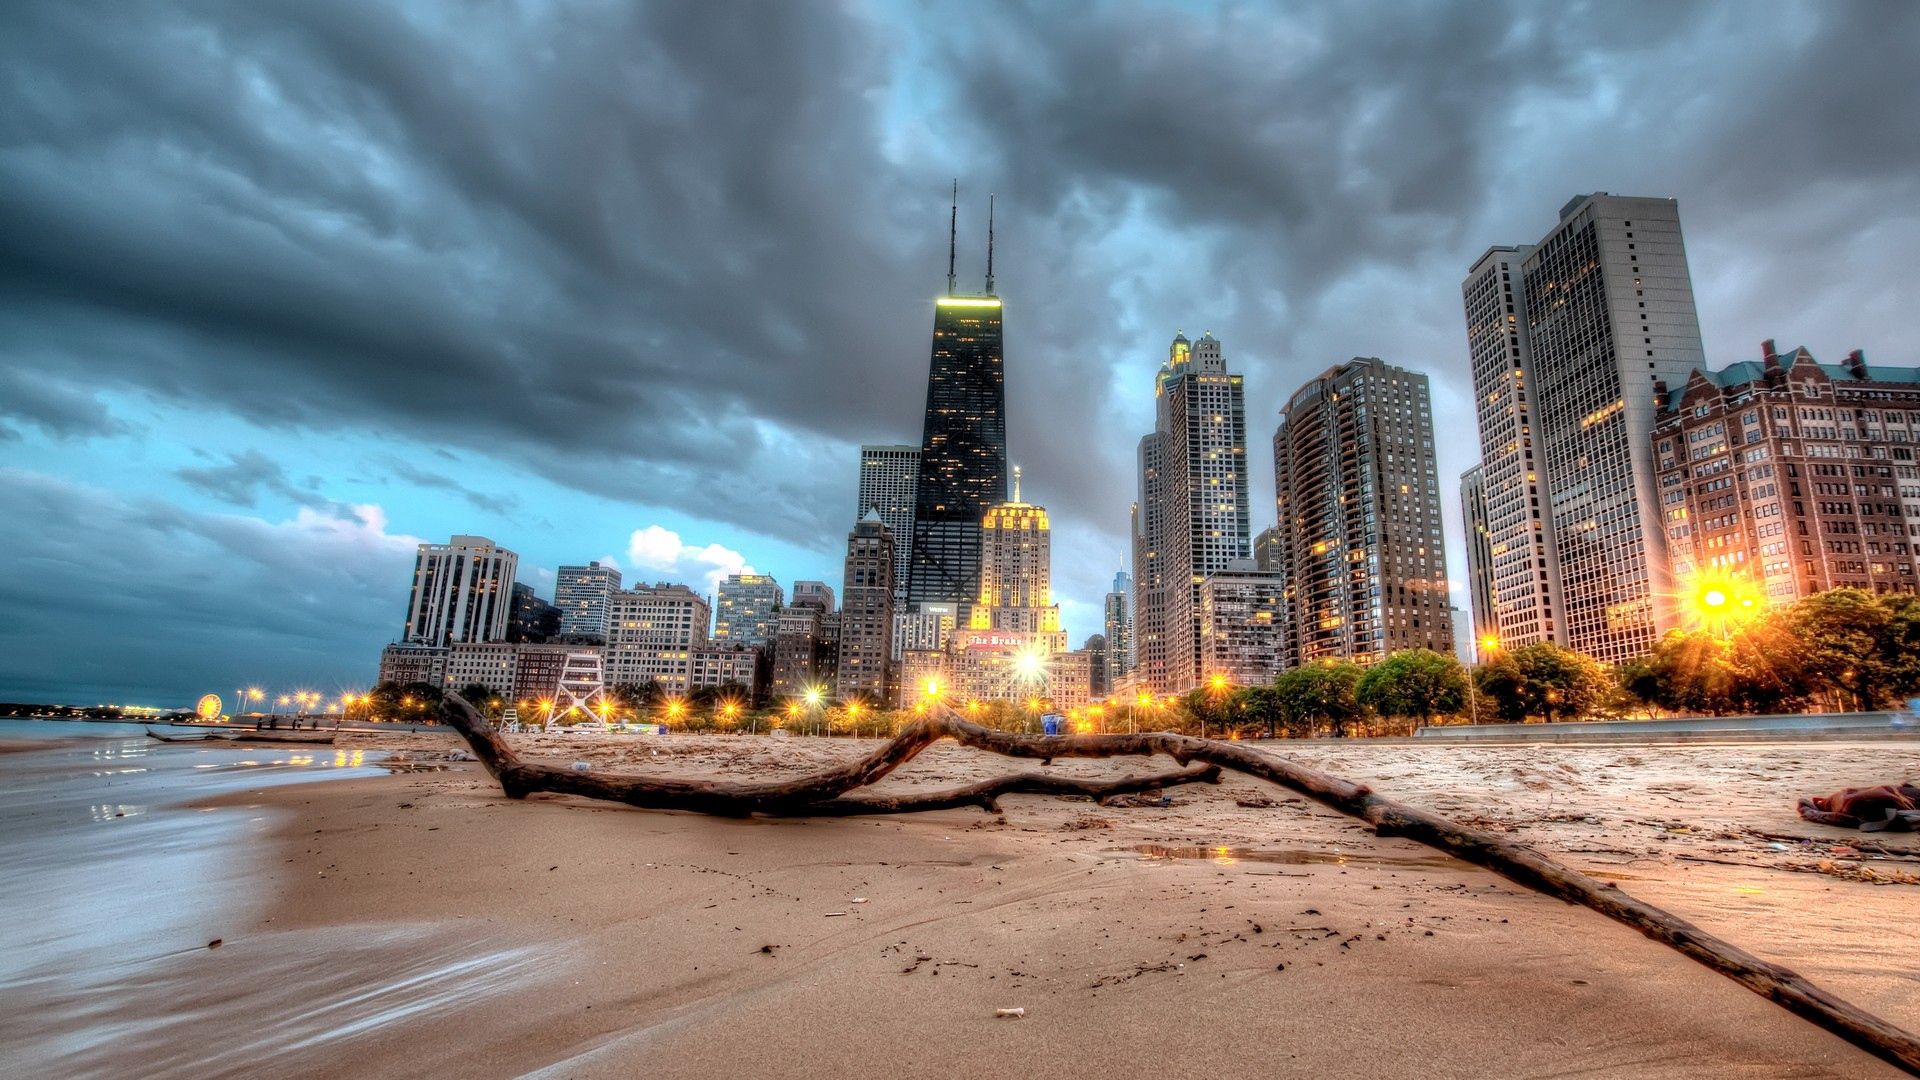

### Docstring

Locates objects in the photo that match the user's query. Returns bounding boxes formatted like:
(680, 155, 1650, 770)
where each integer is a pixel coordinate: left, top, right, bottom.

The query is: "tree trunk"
(437, 694, 1920, 1076)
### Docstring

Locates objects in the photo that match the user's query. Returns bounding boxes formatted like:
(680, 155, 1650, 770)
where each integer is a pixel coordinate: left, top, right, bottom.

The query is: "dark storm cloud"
(178, 449, 320, 509)
(2, 0, 1916, 658)
(0, 367, 138, 442)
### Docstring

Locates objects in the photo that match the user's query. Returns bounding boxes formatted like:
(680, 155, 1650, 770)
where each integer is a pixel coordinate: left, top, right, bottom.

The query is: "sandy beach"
(7, 726, 1917, 1078)
(84, 730, 1902, 1079)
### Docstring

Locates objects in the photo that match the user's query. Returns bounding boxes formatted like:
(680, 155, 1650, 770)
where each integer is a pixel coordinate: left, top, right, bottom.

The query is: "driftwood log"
(439, 694, 1920, 1076)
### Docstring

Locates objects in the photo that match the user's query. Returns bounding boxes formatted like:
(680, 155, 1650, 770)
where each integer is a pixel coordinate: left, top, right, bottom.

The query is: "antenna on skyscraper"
(946, 179, 958, 295)
(985, 193, 996, 295)
(1012, 463, 1021, 503)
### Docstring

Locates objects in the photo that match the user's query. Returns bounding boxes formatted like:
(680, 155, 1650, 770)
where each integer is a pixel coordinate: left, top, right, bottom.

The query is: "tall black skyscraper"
(907, 190, 1007, 608)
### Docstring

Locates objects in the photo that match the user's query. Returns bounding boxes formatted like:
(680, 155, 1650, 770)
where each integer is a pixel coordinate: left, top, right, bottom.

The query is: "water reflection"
(0, 727, 393, 1077)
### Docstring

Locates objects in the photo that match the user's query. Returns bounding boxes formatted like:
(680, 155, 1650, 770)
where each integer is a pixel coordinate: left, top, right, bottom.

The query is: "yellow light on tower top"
(936, 296, 1002, 308)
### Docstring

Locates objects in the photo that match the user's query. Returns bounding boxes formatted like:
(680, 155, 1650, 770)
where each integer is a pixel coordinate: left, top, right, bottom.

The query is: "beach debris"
(824, 911, 848, 917)
(207, 939, 223, 949)
(1798, 782, 1920, 832)
(434, 692, 1920, 1075)
(568, 761, 591, 772)
(993, 1007, 1025, 1019)
(851, 897, 868, 904)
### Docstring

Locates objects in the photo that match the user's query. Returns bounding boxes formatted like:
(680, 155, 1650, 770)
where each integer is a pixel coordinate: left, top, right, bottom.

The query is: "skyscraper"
(402, 535, 518, 646)
(858, 444, 919, 600)
(835, 512, 896, 703)
(907, 192, 1008, 611)
(946, 474, 1082, 708)
(1272, 358, 1453, 664)
(968, 468, 1061, 637)
(1131, 332, 1250, 692)
(1496, 194, 1707, 662)
(1461, 244, 1563, 650)
(714, 573, 784, 647)
(1460, 465, 1498, 650)
(555, 561, 622, 641)
(1103, 570, 1133, 690)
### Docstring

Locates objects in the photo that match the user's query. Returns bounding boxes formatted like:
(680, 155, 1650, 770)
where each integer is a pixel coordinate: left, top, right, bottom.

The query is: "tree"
(1612, 656, 1665, 720)
(1783, 588, 1920, 709)
(1357, 649, 1467, 730)
(1474, 643, 1608, 723)
(1235, 685, 1286, 738)
(457, 683, 501, 717)
(608, 681, 663, 711)
(1272, 661, 1364, 737)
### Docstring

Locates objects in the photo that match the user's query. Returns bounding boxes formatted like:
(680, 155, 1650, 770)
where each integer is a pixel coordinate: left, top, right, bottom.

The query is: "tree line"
(1181, 587, 1920, 738)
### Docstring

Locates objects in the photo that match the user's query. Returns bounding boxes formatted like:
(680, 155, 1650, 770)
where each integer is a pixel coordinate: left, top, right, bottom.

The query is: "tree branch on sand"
(439, 693, 1920, 1076)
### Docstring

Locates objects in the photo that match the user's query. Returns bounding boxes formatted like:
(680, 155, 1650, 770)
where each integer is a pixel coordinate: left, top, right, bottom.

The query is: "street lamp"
(804, 685, 825, 736)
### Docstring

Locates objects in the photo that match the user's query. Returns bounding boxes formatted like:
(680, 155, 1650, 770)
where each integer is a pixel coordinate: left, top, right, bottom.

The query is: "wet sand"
(17, 730, 1919, 1078)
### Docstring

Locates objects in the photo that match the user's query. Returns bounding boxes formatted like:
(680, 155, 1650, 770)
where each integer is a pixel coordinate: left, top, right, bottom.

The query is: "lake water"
(0, 719, 390, 1076)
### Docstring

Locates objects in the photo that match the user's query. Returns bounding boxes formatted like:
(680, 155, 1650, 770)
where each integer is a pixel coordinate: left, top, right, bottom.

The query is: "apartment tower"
(402, 535, 518, 646)
(1131, 332, 1250, 692)
(1272, 359, 1453, 663)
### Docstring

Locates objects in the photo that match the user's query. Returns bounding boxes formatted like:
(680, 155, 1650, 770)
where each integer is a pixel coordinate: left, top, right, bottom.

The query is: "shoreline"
(161, 732, 1920, 1078)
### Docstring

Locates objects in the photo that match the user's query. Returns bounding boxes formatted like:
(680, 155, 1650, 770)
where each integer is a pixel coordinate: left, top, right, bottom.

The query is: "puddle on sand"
(1124, 844, 1460, 870)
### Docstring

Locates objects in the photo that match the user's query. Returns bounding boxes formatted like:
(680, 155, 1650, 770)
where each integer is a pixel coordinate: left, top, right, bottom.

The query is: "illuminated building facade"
(1132, 332, 1250, 693)
(554, 561, 621, 642)
(1198, 561, 1290, 686)
(893, 602, 956, 661)
(1460, 244, 1563, 649)
(1515, 194, 1706, 662)
(604, 583, 710, 696)
(906, 213, 1008, 610)
(858, 445, 919, 601)
(1272, 358, 1453, 664)
(714, 573, 783, 647)
(771, 606, 828, 700)
(933, 477, 1086, 709)
(690, 642, 766, 703)
(970, 470, 1059, 636)
(402, 535, 518, 646)
(1654, 342, 1920, 603)
(377, 642, 447, 688)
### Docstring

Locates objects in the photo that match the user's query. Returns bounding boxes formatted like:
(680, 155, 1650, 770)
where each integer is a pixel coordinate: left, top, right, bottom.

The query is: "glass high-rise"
(906, 290, 1007, 608)
(857, 444, 919, 601)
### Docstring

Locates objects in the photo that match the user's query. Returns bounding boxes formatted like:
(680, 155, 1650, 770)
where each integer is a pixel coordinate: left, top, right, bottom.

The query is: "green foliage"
(1356, 649, 1467, 725)
(1473, 643, 1608, 723)
(1271, 661, 1364, 737)
(366, 680, 444, 722)
(1627, 624, 1810, 717)
(1233, 685, 1286, 738)
(1786, 588, 1920, 709)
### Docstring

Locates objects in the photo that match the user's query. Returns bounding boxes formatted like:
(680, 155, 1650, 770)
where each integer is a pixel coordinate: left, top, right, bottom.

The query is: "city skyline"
(3, 4, 1915, 704)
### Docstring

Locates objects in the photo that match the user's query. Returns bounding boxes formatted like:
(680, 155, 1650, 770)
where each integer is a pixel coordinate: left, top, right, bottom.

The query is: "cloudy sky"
(3, 1, 1915, 705)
